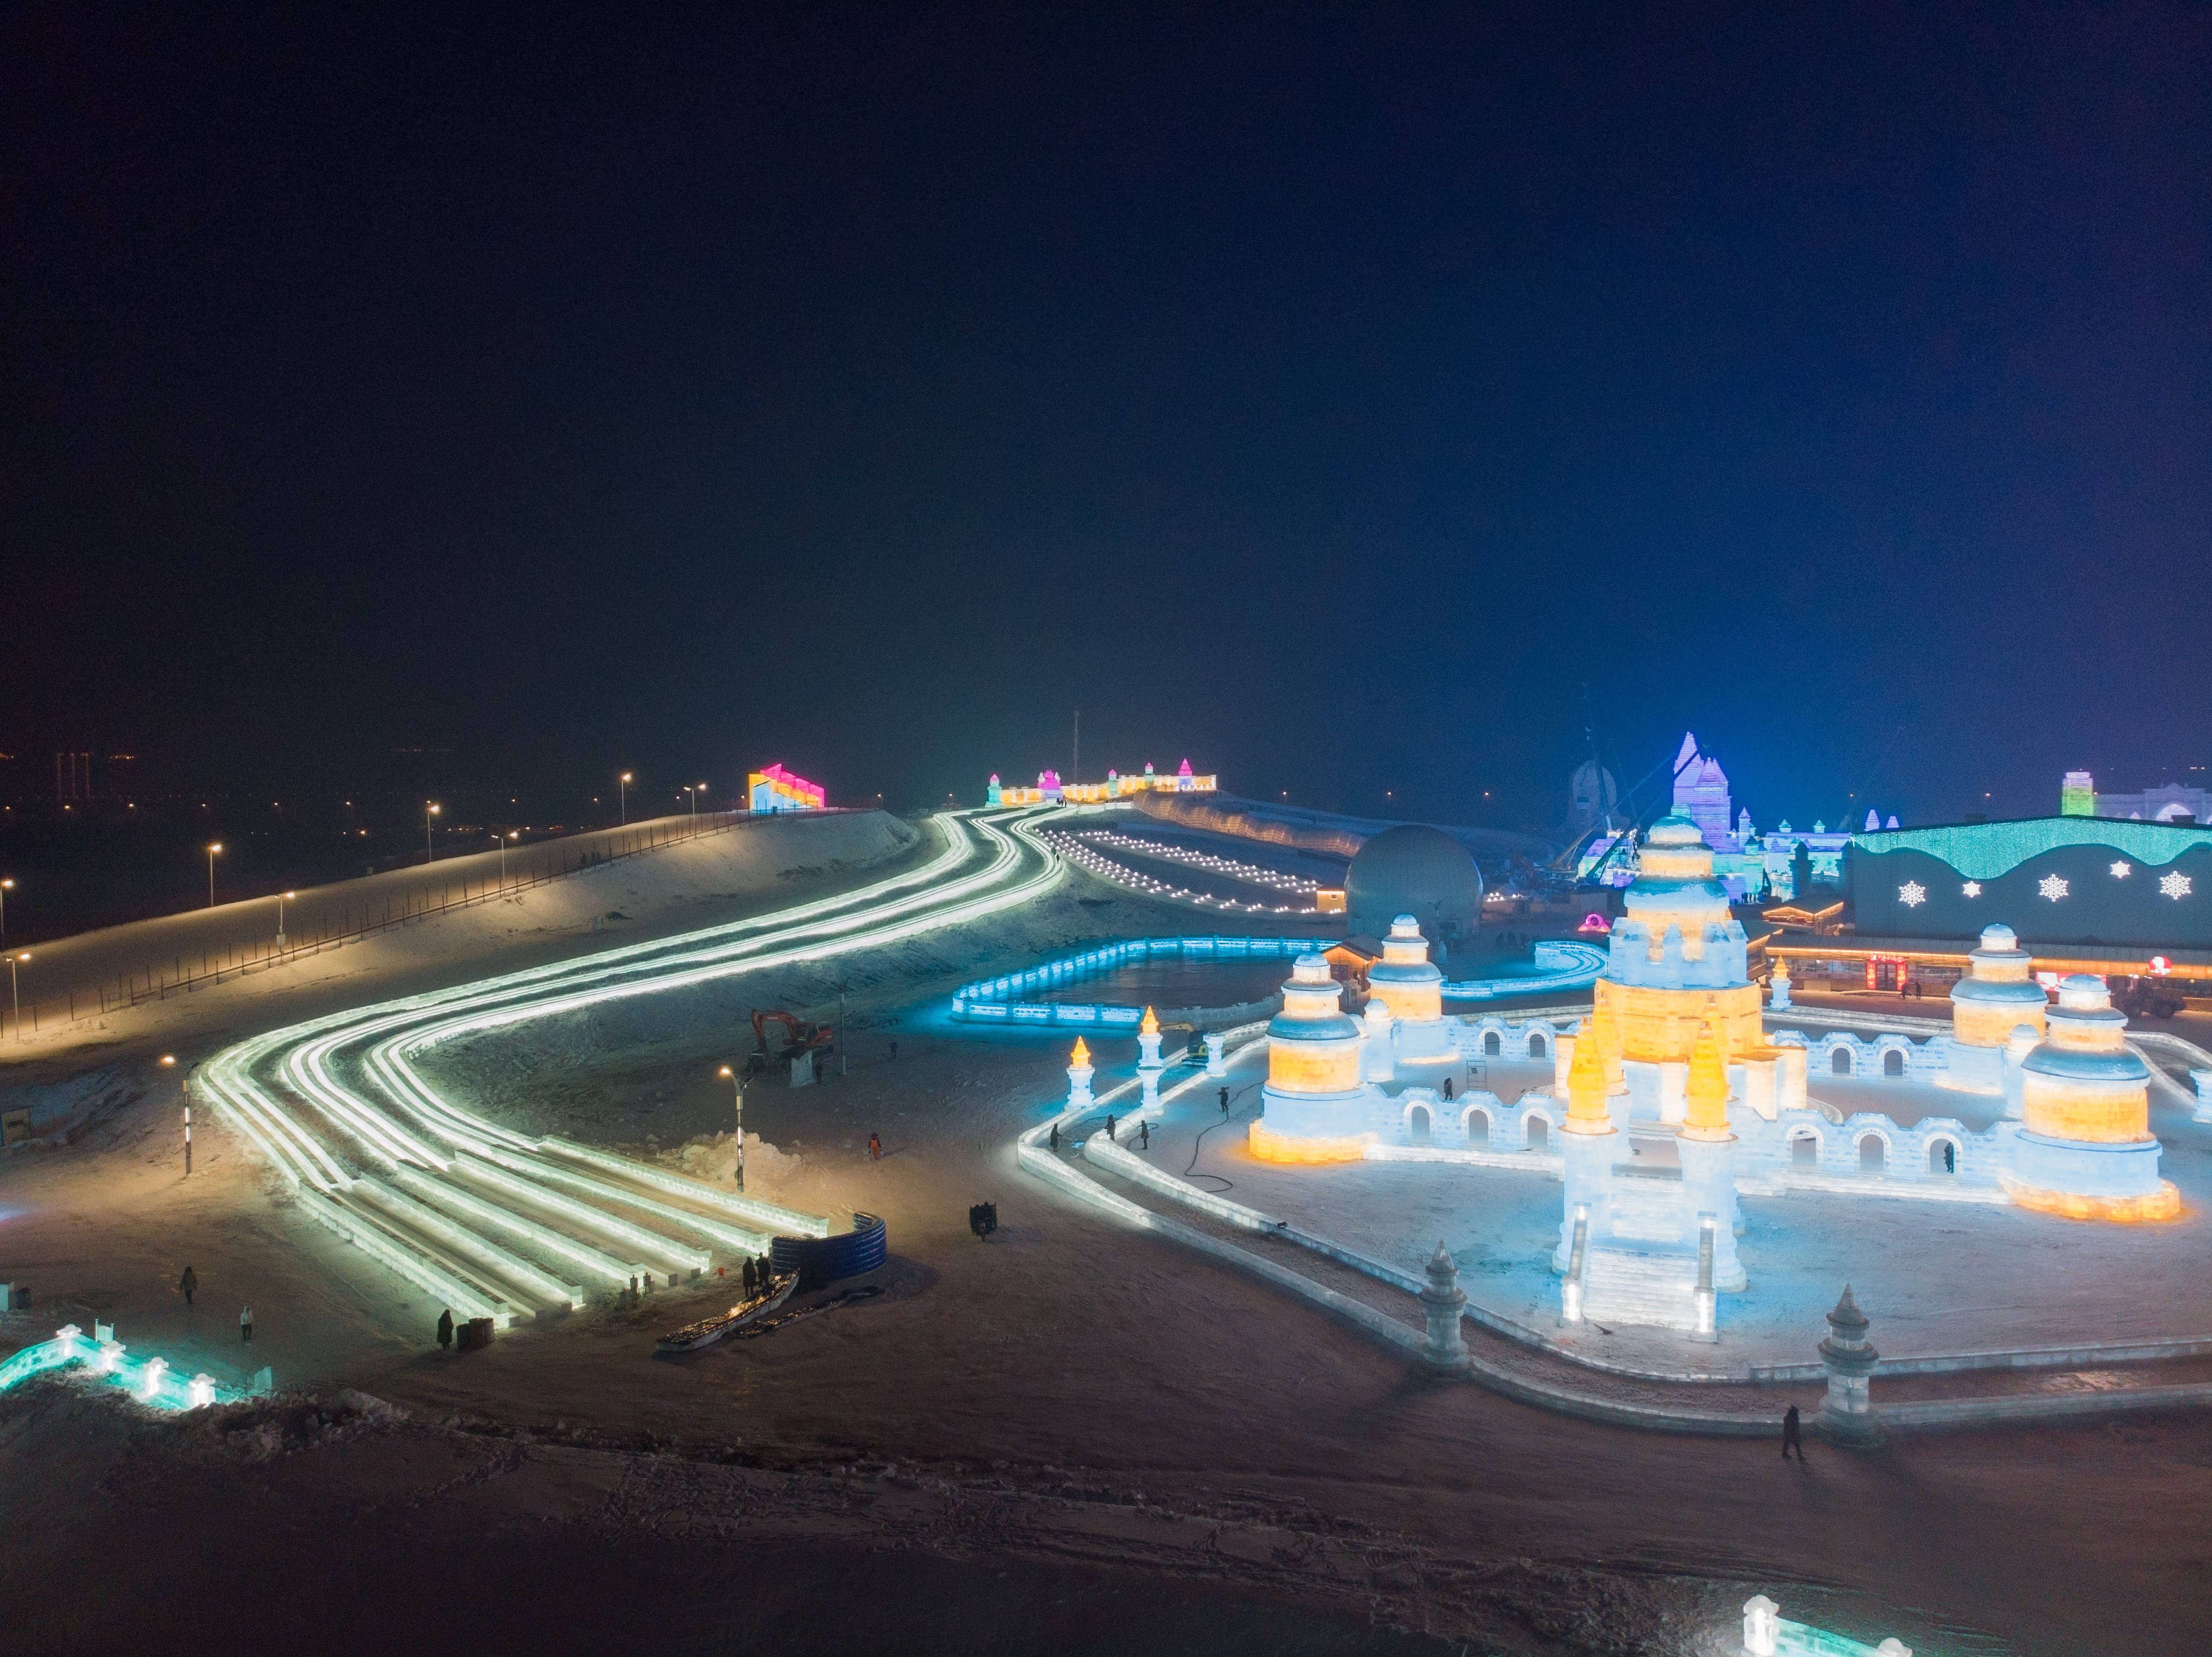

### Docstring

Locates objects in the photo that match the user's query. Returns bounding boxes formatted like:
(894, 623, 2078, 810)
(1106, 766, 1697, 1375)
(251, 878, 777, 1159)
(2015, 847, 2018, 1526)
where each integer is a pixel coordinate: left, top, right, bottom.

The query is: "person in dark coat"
(1219, 1086, 1229, 1114)
(742, 1258, 757, 1296)
(436, 1308, 454, 1350)
(758, 1251, 774, 1287)
(1782, 1404, 1805, 1460)
(239, 1305, 253, 1343)
(179, 1266, 198, 1307)
(1442, 1078, 1455, 1101)
(1104, 1113, 1115, 1141)
(1049, 1123, 1060, 1151)
(1138, 1121, 1150, 1151)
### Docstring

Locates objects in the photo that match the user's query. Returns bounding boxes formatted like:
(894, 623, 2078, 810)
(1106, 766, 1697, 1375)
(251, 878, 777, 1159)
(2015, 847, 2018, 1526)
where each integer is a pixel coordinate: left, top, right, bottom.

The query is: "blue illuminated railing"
(952, 935, 1331, 1027)
(0, 1325, 248, 1412)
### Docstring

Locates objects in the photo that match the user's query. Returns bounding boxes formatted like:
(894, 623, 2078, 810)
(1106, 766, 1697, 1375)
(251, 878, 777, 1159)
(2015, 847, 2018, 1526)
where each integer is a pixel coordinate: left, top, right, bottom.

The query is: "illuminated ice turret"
(1676, 1022, 1745, 1286)
(1137, 1007, 1164, 1108)
(1367, 915, 1454, 1066)
(986, 773, 1004, 808)
(2004, 976, 2179, 1221)
(1250, 954, 1372, 1162)
(1594, 816, 1766, 1122)
(1554, 1025, 1616, 1268)
(1566, 816, 1769, 1326)
(1065, 1036, 1095, 1109)
(1943, 925, 2048, 1094)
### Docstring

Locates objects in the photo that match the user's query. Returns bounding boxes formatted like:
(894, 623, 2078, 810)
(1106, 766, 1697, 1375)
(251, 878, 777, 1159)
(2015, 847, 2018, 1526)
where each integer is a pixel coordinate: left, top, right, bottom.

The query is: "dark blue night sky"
(6, 6, 2207, 831)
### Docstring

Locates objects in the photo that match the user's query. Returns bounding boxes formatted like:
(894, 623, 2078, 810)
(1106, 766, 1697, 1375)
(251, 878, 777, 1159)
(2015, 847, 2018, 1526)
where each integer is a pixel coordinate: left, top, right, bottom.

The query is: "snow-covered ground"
(4, 829, 2209, 1655)
(1121, 1042, 2212, 1373)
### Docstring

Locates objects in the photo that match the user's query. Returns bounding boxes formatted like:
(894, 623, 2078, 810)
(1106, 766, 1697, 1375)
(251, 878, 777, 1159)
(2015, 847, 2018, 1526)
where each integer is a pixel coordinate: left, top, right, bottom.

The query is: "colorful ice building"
(748, 764, 826, 813)
(987, 759, 1217, 808)
(2004, 974, 2178, 1221)
(1575, 734, 1853, 902)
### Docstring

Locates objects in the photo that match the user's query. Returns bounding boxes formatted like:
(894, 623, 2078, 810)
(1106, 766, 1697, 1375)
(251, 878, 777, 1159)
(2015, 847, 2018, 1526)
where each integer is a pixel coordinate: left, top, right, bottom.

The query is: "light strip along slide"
(196, 809, 1068, 1324)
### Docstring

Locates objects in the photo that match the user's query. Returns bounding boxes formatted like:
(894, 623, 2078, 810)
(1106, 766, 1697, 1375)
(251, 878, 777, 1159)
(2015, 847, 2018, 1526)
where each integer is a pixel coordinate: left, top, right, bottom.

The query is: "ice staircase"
(1605, 1167, 1687, 1246)
(1581, 1244, 1699, 1330)
(1581, 1166, 1697, 1329)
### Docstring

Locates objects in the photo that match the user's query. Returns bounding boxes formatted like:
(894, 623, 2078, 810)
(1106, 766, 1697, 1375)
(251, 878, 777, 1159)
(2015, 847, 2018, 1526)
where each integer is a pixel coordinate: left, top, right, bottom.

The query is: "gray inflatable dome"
(1344, 824, 1484, 945)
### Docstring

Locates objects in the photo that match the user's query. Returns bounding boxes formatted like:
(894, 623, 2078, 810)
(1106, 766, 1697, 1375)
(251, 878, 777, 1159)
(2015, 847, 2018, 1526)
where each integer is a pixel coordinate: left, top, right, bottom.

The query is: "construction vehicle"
(746, 1009, 835, 1079)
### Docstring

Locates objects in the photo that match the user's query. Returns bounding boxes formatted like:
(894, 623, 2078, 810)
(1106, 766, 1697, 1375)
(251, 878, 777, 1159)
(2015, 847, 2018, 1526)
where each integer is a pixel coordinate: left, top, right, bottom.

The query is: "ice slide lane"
(196, 809, 1068, 1328)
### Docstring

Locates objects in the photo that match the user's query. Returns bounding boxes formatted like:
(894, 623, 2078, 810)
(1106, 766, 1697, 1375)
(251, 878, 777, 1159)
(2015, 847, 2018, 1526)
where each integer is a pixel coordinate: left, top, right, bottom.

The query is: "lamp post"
(425, 802, 440, 863)
(619, 772, 632, 826)
(683, 784, 697, 822)
(276, 890, 296, 949)
(492, 833, 513, 885)
(8, 953, 26, 1043)
(719, 1065, 745, 1190)
(163, 1054, 189, 1174)
(206, 844, 222, 908)
(0, 877, 12, 947)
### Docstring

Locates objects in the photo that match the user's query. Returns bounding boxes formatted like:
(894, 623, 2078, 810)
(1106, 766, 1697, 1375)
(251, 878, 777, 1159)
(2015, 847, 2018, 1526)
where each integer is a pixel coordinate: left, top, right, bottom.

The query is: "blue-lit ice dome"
(1345, 825, 1483, 947)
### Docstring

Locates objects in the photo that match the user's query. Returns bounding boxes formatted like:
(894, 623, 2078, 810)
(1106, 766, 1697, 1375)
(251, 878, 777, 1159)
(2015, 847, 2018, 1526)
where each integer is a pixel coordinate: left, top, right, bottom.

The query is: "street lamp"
(718, 1065, 745, 1190)
(492, 833, 514, 885)
(206, 844, 222, 908)
(8, 953, 26, 1043)
(425, 802, 440, 863)
(276, 891, 296, 949)
(683, 784, 697, 821)
(619, 772, 632, 825)
(0, 877, 12, 947)
(162, 1054, 189, 1175)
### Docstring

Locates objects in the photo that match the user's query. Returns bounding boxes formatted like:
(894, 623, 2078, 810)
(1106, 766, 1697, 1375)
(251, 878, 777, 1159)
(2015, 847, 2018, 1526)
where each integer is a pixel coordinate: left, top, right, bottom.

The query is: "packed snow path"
(194, 809, 1065, 1328)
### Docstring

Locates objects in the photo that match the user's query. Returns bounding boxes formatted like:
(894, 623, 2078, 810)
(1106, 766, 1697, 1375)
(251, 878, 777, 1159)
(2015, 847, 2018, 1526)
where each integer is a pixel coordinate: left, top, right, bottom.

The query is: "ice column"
(1555, 1032, 1616, 1272)
(1137, 1008, 1164, 1110)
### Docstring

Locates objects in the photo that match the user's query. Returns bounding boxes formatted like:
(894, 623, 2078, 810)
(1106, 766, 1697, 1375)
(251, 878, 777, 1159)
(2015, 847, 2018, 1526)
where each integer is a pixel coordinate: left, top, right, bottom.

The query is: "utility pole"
(1072, 708, 1079, 785)
(720, 1066, 745, 1189)
(163, 1055, 188, 1174)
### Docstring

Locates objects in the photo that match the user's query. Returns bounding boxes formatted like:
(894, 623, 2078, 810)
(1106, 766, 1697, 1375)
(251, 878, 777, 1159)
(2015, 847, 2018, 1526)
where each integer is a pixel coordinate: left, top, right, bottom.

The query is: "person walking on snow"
(179, 1266, 197, 1307)
(436, 1308, 454, 1350)
(868, 1132, 881, 1161)
(1138, 1121, 1150, 1151)
(1049, 1122, 1060, 1151)
(742, 1258, 757, 1296)
(239, 1305, 254, 1343)
(1782, 1404, 1805, 1461)
(1104, 1113, 1115, 1142)
(1218, 1086, 1229, 1114)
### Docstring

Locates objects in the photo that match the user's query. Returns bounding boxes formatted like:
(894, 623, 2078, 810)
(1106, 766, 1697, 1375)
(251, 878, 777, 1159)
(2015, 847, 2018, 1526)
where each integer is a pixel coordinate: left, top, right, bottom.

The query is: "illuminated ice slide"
(193, 809, 1067, 1329)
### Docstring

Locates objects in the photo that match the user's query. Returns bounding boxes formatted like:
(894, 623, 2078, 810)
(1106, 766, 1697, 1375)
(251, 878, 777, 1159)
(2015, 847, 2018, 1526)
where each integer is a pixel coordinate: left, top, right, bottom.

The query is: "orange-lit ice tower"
(1250, 953, 1372, 1163)
(1941, 924, 2049, 1095)
(2003, 975, 2179, 1221)
(1593, 815, 1768, 1123)
(1366, 914, 1454, 1067)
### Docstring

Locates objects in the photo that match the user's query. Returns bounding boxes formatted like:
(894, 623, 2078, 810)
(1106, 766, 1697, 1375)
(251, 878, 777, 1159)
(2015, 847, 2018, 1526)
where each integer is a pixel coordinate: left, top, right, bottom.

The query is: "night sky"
(6, 7, 2208, 832)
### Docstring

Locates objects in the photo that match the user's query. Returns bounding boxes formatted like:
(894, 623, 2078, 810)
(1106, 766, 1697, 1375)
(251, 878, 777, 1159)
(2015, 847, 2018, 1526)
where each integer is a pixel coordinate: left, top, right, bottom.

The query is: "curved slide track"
(195, 809, 1066, 1329)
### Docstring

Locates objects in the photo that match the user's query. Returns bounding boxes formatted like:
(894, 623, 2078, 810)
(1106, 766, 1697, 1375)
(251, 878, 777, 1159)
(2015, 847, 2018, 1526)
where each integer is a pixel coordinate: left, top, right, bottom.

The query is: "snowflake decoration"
(2111, 861, 2131, 878)
(1962, 881, 1982, 897)
(2161, 871, 2193, 900)
(2038, 874, 2069, 901)
(1897, 881, 1926, 908)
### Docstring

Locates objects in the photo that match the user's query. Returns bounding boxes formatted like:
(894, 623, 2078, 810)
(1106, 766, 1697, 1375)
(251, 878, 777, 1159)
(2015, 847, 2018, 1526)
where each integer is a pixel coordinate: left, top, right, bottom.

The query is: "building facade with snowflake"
(1849, 817, 2212, 950)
